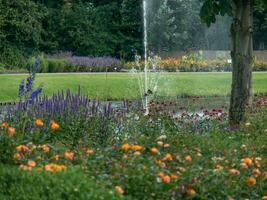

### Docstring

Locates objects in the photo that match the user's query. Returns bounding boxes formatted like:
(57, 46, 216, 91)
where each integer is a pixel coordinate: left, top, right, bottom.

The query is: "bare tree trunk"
(229, 0, 253, 127)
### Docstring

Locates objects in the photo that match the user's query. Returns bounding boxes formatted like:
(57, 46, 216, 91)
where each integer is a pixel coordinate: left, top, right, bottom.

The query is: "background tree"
(200, 0, 253, 127)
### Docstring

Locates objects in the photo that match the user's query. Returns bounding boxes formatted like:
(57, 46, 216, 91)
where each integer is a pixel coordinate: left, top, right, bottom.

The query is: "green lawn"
(0, 72, 267, 102)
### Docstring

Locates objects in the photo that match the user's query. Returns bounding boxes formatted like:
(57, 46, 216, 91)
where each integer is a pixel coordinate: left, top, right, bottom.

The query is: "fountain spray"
(143, 0, 149, 115)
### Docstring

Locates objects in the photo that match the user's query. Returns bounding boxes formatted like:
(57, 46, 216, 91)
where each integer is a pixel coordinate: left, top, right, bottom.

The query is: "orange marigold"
(246, 177, 256, 186)
(27, 160, 36, 167)
(121, 143, 131, 151)
(64, 151, 74, 161)
(242, 158, 253, 166)
(35, 119, 44, 127)
(185, 155, 192, 162)
(150, 147, 158, 155)
(162, 175, 171, 184)
(171, 174, 177, 180)
(51, 121, 60, 130)
(7, 127, 15, 137)
(131, 145, 142, 151)
(52, 154, 60, 161)
(0, 122, 9, 129)
(163, 153, 173, 161)
(115, 186, 124, 194)
(13, 153, 21, 161)
(16, 145, 30, 153)
(186, 188, 196, 196)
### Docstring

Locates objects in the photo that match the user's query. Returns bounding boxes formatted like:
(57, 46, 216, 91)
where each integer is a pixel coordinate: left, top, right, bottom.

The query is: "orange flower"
(242, 158, 253, 166)
(44, 164, 53, 171)
(246, 177, 256, 186)
(157, 172, 165, 178)
(186, 188, 196, 196)
(52, 154, 60, 161)
(35, 119, 44, 127)
(229, 169, 240, 176)
(121, 143, 131, 151)
(27, 160, 36, 167)
(115, 186, 124, 194)
(185, 155, 192, 162)
(13, 153, 21, 161)
(171, 174, 177, 180)
(163, 153, 173, 161)
(240, 162, 248, 169)
(64, 151, 74, 161)
(7, 127, 15, 137)
(162, 175, 171, 184)
(131, 145, 142, 151)
(0, 122, 9, 129)
(16, 145, 30, 153)
(51, 121, 60, 130)
(42, 144, 50, 153)
(150, 147, 158, 155)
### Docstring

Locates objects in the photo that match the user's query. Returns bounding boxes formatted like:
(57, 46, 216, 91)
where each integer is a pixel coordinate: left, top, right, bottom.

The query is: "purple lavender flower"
(18, 80, 25, 98)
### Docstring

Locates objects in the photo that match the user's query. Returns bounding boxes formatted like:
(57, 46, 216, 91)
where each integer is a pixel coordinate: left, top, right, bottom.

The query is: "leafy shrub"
(0, 165, 123, 200)
(47, 59, 70, 73)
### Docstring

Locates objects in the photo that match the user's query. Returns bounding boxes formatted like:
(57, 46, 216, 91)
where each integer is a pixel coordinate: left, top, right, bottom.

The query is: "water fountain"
(143, 0, 149, 115)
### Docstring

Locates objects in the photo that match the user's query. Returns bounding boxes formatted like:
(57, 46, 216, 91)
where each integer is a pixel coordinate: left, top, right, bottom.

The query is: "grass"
(0, 72, 267, 102)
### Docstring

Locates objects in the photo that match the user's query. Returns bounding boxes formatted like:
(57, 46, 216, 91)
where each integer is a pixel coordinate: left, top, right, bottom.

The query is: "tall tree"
(200, 0, 253, 127)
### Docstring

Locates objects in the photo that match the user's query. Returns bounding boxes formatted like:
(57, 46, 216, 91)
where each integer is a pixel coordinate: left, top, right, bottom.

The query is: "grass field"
(0, 72, 267, 102)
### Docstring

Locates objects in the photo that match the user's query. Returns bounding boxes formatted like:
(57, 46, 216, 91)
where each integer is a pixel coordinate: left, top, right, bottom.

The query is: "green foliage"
(200, 0, 233, 27)
(0, 165, 124, 200)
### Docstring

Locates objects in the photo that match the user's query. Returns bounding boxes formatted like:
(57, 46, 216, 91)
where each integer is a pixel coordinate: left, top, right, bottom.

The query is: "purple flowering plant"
(18, 58, 43, 103)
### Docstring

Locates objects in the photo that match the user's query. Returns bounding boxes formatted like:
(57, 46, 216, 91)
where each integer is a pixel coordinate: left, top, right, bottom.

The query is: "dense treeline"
(0, 0, 266, 68)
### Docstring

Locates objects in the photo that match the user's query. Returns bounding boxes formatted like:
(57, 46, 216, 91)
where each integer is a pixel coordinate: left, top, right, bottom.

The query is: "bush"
(47, 59, 70, 73)
(0, 164, 124, 200)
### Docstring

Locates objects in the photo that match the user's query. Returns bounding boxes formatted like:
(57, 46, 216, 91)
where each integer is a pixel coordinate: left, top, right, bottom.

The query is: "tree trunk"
(229, 0, 253, 127)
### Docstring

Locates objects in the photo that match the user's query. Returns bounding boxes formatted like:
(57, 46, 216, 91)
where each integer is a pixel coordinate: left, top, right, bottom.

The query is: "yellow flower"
(162, 153, 173, 161)
(115, 186, 124, 194)
(131, 145, 142, 151)
(150, 147, 158, 156)
(121, 143, 131, 151)
(64, 151, 74, 161)
(157, 141, 164, 146)
(262, 171, 267, 180)
(35, 119, 44, 127)
(133, 151, 141, 156)
(50, 121, 60, 130)
(7, 127, 15, 137)
(253, 168, 261, 177)
(246, 177, 256, 186)
(42, 144, 50, 153)
(262, 196, 267, 200)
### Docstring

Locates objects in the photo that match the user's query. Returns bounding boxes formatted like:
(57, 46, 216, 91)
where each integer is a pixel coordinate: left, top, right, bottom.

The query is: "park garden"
(0, 0, 267, 199)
